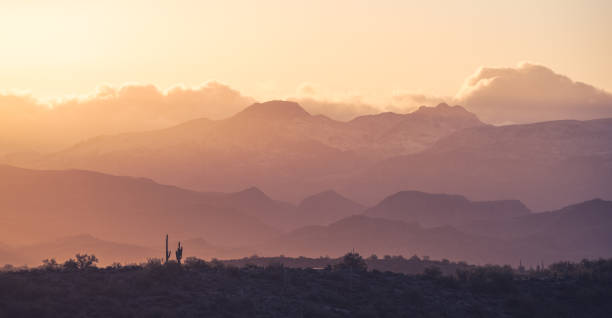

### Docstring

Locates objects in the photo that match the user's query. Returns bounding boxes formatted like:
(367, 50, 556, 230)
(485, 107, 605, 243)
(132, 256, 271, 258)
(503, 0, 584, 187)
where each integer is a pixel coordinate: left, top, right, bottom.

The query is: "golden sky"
(1, 0, 610, 104)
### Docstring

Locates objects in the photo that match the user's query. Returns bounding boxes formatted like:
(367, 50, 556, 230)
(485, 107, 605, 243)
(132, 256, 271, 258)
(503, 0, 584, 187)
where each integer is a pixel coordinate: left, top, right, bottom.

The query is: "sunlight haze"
(1, 0, 610, 103)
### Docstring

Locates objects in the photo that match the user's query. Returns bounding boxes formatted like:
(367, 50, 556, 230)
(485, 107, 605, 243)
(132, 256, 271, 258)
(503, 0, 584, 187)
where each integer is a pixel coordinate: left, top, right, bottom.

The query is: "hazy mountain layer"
(340, 118, 612, 210)
(364, 190, 530, 228)
(260, 199, 612, 265)
(0, 165, 279, 247)
(6, 101, 484, 202)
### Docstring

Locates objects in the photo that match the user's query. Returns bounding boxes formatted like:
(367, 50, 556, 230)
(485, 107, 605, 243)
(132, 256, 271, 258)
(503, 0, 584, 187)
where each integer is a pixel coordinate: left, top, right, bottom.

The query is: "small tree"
(63, 258, 79, 271)
(335, 251, 367, 272)
(41, 258, 60, 271)
(75, 254, 99, 270)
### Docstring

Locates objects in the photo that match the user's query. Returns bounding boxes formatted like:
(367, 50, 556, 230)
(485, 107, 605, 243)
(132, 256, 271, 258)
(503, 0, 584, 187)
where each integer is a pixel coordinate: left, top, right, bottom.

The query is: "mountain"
(182, 237, 255, 260)
(292, 190, 365, 227)
(0, 165, 279, 247)
(341, 118, 612, 210)
(259, 199, 612, 265)
(258, 215, 513, 265)
(209, 187, 297, 231)
(0, 234, 157, 267)
(7, 101, 608, 211)
(364, 191, 530, 227)
(200, 188, 364, 231)
(6, 101, 485, 202)
(460, 199, 612, 259)
(348, 103, 485, 158)
(25, 235, 156, 266)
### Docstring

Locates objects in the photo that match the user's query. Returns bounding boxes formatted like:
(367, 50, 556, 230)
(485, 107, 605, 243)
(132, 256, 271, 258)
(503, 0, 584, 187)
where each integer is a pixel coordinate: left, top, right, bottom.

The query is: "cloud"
(296, 82, 318, 97)
(291, 83, 446, 121)
(3, 62, 611, 154)
(455, 62, 612, 124)
(290, 97, 381, 121)
(388, 92, 448, 114)
(0, 82, 254, 154)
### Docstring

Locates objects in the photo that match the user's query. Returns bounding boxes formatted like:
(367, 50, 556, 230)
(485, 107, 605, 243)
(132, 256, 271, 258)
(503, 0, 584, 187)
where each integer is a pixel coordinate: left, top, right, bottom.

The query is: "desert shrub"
(548, 258, 612, 282)
(62, 258, 79, 271)
(226, 266, 241, 278)
(1, 264, 16, 272)
(334, 252, 367, 272)
(423, 266, 442, 280)
(456, 265, 516, 294)
(108, 262, 122, 270)
(209, 258, 225, 271)
(75, 254, 99, 270)
(40, 259, 60, 271)
(143, 258, 163, 270)
(184, 257, 209, 270)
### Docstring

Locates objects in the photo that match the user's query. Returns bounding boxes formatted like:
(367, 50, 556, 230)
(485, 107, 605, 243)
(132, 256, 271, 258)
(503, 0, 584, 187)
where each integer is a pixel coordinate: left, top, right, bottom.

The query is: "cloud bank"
(0, 82, 254, 154)
(290, 83, 440, 121)
(2, 62, 611, 155)
(455, 62, 612, 124)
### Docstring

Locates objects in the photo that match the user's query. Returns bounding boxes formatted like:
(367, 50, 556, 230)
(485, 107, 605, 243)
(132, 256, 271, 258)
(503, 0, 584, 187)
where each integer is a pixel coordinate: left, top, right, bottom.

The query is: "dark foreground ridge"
(1, 254, 612, 317)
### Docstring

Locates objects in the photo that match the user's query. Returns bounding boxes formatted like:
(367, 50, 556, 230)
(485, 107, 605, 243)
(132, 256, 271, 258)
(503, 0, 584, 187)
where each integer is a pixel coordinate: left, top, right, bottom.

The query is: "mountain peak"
(557, 198, 612, 214)
(415, 103, 470, 115)
(237, 100, 310, 120)
(232, 186, 273, 202)
(302, 189, 341, 201)
(298, 189, 363, 207)
(384, 190, 469, 204)
(408, 103, 484, 127)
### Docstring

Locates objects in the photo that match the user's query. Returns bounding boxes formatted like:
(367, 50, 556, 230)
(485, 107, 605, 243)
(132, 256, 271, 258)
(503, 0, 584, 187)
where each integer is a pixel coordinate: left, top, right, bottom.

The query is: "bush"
(334, 252, 367, 272)
(184, 257, 209, 270)
(423, 266, 442, 280)
(456, 265, 516, 294)
(40, 259, 60, 271)
(75, 254, 99, 270)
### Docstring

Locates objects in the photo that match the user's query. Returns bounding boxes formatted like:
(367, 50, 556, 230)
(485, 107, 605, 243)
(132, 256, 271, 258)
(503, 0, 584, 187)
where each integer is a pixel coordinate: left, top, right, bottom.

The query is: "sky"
(1, 0, 611, 104)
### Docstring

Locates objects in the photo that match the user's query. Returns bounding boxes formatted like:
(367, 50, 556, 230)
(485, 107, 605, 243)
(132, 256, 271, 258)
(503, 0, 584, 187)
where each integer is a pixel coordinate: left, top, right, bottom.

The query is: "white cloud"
(0, 82, 254, 154)
(455, 62, 612, 124)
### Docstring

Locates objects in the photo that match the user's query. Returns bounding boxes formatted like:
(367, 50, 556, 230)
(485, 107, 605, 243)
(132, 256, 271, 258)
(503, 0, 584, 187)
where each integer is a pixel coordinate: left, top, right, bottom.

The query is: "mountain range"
(364, 191, 530, 227)
(339, 118, 612, 210)
(1, 164, 610, 267)
(258, 199, 612, 265)
(3, 101, 486, 203)
(0, 165, 278, 247)
(4, 101, 610, 211)
(1, 100, 611, 266)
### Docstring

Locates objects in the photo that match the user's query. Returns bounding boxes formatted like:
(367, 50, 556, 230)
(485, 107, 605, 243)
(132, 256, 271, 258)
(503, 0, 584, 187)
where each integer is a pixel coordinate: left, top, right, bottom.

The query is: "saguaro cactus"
(165, 234, 171, 263)
(176, 241, 183, 264)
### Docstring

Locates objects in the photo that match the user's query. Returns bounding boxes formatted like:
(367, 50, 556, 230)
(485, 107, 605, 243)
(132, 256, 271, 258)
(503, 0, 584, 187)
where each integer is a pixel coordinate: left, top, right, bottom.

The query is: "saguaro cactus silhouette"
(176, 241, 183, 264)
(165, 234, 171, 263)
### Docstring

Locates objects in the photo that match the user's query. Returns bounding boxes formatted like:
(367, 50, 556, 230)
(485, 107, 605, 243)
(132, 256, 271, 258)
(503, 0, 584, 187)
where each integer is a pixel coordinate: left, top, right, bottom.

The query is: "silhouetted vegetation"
(175, 241, 183, 265)
(1, 255, 611, 317)
(333, 251, 368, 271)
(165, 234, 171, 264)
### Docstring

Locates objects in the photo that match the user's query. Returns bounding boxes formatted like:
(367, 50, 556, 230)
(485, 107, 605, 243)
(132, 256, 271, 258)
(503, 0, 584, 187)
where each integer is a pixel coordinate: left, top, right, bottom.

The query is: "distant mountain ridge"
(3, 101, 611, 210)
(0, 164, 279, 247)
(259, 198, 612, 265)
(293, 190, 366, 227)
(0, 164, 610, 266)
(340, 118, 612, 210)
(5, 101, 485, 203)
(364, 190, 530, 227)
(0, 234, 156, 266)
